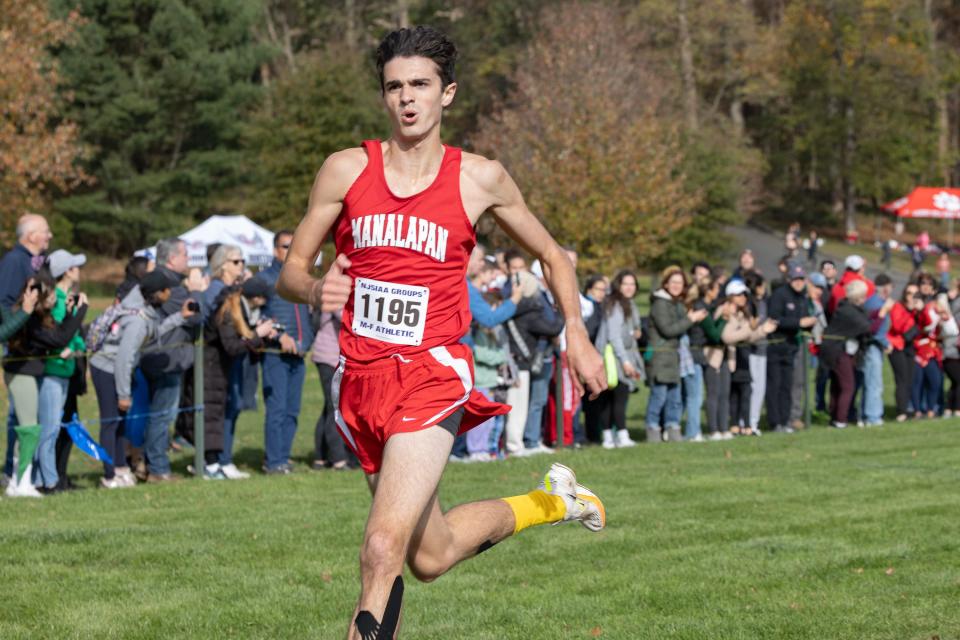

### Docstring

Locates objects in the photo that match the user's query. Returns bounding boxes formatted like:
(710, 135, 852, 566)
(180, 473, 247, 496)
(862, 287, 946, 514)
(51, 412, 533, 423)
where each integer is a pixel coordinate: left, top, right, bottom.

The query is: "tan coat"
(703, 310, 767, 371)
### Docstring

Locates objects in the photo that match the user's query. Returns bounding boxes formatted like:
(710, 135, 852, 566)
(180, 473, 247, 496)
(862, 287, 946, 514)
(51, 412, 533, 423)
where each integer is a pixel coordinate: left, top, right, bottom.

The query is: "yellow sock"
(502, 490, 566, 535)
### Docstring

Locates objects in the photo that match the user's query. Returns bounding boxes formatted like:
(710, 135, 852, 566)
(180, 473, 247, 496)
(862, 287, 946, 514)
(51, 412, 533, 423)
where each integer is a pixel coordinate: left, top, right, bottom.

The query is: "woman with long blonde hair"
(200, 278, 275, 479)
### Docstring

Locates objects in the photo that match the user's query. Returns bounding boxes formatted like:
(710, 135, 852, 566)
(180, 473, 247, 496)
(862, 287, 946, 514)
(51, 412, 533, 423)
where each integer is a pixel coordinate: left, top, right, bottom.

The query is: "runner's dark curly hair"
(376, 26, 458, 91)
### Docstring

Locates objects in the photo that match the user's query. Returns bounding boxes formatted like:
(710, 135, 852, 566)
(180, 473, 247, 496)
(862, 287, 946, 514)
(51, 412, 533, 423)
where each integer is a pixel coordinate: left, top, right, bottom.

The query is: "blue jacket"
(462, 279, 516, 347)
(256, 259, 314, 355)
(864, 293, 891, 349)
(0, 243, 41, 311)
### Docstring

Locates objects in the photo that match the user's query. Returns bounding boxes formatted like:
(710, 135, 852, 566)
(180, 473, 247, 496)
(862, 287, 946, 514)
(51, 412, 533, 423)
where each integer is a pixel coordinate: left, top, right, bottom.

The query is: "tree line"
(3, 0, 959, 272)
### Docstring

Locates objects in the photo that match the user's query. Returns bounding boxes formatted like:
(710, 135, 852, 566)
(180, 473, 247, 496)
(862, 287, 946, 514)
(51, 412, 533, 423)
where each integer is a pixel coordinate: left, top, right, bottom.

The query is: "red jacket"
(887, 302, 916, 352)
(913, 302, 942, 367)
(828, 270, 876, 316)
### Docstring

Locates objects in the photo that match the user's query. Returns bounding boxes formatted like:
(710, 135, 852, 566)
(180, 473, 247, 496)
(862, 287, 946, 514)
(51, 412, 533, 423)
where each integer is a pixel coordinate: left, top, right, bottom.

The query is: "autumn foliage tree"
(472, 2, 701, 273)
(0, 0, 88, 242)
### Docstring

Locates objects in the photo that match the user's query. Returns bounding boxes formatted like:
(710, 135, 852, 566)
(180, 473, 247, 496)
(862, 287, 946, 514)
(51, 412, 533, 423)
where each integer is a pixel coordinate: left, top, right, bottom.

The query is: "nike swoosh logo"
(401, 417, 418, 423)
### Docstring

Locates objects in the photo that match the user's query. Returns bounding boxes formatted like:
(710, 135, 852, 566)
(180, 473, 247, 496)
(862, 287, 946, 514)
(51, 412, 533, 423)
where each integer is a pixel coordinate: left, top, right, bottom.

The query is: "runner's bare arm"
(462, 155, 607, 398)
(278, 149, 366, 310)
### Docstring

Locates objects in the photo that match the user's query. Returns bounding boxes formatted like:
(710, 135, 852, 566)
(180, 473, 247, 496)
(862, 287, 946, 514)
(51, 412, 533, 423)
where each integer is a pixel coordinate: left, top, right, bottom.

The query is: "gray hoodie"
(89, 286, 185, 401)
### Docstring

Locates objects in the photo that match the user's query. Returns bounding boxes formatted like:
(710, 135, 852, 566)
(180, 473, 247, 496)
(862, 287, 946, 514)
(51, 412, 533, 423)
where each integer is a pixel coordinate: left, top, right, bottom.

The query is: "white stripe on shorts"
(422, 346, 473, 426)
(331, 356, 358, 452)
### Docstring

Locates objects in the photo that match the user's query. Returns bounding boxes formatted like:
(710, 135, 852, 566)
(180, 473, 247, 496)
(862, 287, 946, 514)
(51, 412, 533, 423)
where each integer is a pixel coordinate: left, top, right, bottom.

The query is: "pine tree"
(52, 0, 270, 255)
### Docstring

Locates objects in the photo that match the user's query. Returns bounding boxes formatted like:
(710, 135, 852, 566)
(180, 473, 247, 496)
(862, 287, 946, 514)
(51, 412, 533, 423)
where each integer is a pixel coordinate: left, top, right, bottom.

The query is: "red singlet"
(330, 140, 509, 473)
(334, 139, 475, 363)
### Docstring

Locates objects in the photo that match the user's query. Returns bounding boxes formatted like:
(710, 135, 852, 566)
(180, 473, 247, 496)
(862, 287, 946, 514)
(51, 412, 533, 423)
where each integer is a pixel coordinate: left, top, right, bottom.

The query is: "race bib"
(352, 277, 429, 346)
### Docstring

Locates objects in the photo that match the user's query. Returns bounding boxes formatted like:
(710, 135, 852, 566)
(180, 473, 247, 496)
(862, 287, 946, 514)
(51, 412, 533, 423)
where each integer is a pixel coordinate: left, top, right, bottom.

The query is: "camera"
(271, 322, 287, 334)
(29, 283, 42, 293)
(186, 300, 200, 313)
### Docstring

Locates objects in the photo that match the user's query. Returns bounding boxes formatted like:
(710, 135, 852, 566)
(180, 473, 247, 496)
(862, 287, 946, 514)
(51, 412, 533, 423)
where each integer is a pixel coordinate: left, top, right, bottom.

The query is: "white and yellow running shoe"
(539, 462, 606, 532)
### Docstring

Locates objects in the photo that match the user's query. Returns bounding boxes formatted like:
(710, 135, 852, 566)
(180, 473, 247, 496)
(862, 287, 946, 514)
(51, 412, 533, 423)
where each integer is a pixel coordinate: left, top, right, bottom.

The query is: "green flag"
(14, 424, 41, 483)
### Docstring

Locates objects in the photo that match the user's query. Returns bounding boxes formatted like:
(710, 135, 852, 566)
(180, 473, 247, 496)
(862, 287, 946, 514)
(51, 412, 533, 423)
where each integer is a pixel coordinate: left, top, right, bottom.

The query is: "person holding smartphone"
(35, 251, 88, 492)
(4, 273, 87, 496)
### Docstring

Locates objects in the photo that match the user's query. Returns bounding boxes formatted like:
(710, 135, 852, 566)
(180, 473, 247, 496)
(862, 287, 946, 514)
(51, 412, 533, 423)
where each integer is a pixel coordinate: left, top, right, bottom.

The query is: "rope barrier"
(2, 341, 310, 364)
(75, 404, 204, 429)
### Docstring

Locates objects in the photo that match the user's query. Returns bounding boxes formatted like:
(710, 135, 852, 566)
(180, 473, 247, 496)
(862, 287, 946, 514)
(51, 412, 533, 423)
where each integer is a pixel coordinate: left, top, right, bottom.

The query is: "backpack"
(86, 303, 146, 353)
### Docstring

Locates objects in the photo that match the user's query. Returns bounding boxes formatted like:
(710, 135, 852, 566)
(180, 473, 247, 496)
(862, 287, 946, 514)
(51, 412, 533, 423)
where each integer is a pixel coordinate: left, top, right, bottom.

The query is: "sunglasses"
(230, 259, 246, 265)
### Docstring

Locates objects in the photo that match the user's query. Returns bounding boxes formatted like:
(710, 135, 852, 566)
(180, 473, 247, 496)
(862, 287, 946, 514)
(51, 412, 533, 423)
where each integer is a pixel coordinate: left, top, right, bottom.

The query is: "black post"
(193, 338, 204, 478)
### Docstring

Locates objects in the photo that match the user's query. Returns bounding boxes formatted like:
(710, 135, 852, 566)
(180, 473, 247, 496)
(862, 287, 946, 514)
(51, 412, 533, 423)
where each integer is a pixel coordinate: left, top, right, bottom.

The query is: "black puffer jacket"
(4, 305, 87, 378)
(505, 294, 564, 372)
(768, 284, 808, 348)
(200, 288, 263, 452)
(819, 299, 871, 370)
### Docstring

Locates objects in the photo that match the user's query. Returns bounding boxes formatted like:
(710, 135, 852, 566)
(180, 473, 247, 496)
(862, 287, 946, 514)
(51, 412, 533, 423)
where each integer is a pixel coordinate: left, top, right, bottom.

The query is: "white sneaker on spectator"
(468, 452, 493, 462)
(529, 442, 554, 455)
(832, 422, 847, 429)
(616, 430, 637, 448)
(220, 463, 250, 480)
(204, 463, 227, 480)
(601, 429, 616, 449)
(721, 431, 734, 440)
(686, 434, 705, 443)
(707, 432, 724, 442)
(6, 481, 43, 498)
(100, 476, 125, 489)
(115, 467, 136, 487)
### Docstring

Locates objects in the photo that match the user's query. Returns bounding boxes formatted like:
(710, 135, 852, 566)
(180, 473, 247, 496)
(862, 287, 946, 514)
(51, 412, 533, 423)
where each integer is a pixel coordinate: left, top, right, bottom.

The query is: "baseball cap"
(47, 249, 86, 279)
(844, 255, 865, 271)
(139, 269, 180, 296)
(241, 277, 271, 299)
(725, 279, 748, 296)
(788, 264, 807, 280)
(808, 272, 827, 289)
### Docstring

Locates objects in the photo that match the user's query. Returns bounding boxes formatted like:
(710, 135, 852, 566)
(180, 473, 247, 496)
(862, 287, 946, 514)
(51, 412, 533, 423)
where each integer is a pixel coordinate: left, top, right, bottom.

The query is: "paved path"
(727, 223, 909, 291)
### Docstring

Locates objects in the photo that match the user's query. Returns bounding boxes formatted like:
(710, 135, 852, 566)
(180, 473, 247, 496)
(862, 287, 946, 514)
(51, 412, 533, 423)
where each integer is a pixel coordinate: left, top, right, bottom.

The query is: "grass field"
(2, 363, 959, 639)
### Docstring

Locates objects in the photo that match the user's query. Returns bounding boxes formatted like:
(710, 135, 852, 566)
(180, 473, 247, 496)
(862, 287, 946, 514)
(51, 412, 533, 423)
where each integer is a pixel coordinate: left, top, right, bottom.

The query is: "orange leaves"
(0, 0, 89, 231)
(473, 2, 700, 273)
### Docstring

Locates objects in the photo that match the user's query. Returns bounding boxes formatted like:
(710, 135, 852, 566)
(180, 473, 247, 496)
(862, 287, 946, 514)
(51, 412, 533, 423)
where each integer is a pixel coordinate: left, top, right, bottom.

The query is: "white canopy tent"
(138, 215, 276, 267)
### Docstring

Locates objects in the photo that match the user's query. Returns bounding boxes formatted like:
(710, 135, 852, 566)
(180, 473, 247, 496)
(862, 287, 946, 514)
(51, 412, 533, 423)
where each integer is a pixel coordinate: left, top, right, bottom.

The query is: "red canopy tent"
(882, 187, 960, 218)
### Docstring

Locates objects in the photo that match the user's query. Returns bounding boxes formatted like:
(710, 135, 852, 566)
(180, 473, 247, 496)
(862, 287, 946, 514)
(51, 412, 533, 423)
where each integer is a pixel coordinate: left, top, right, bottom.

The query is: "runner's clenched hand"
(310, 253, 353, 312)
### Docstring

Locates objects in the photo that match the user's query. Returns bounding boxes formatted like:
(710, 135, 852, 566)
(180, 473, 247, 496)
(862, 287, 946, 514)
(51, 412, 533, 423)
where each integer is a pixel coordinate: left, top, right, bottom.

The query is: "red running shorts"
(332, 343, 510, 474)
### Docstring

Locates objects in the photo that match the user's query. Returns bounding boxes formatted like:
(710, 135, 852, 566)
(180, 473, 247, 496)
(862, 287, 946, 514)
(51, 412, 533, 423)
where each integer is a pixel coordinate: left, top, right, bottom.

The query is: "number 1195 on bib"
(351, 277, 429, 346)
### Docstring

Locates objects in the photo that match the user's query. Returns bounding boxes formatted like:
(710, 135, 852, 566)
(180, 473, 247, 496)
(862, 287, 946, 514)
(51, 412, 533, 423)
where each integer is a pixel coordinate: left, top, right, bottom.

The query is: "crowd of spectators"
(451, 235, 960, 458)
(2, 212, 959, 495)
(0, 215, 336, 496)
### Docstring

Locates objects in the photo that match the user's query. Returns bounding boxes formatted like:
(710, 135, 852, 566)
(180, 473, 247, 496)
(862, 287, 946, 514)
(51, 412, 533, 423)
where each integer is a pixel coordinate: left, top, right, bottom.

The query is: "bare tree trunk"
(951, 88, 959, 185)
(260, 62, 273, 115)
(843, 102, 856, 235)
(730, 97, 744, 137)
(396, 0, 410, 28)
(828, 95, 844, 218)
(678, 0, 699, 132)
(345, 0, 357, 52)
(926, 0, 949, 185)
(263, 4, 296, 71)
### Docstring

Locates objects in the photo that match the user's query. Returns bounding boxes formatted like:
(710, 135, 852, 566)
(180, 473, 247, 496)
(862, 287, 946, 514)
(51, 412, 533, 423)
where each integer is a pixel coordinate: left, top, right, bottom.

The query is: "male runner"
(278, 26, 607, 639)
